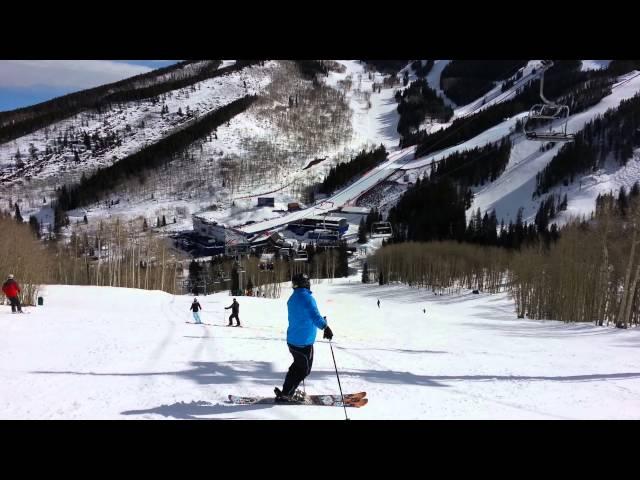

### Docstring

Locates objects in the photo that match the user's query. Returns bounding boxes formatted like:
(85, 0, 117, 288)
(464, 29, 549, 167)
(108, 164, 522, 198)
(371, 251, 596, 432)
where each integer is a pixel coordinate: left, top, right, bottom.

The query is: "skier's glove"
(323, 325, 333, 340)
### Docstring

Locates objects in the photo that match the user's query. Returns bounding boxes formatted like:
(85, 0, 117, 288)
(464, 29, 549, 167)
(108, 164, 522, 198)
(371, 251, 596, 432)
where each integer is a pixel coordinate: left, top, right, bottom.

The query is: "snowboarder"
(274, 273, 333, 403)
(225, 298, 241, 327)
(190, 298, 203, 324)
(377, 299, 380, 308)
(2, 274, 23, 313)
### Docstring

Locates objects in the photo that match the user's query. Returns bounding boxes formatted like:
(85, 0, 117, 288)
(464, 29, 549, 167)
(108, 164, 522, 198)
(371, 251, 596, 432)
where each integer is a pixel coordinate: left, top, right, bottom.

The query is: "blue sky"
(0, 60, 178, 112)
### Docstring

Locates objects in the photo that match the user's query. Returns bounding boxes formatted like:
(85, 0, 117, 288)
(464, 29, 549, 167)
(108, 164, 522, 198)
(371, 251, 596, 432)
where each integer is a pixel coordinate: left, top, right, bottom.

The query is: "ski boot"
(274, 387, 299, 403)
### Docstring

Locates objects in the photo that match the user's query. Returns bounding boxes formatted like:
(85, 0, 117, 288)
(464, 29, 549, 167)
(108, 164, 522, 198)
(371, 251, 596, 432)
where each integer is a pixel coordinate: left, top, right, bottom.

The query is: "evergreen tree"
(560, 193, 568, 211)
(14, 203, 23, 223)
(28, 215, 40, 238)
(358, 218, 368, 243)
(337, 242, 349, 277)
(362, 261, 370, 283)
(230, 264, 240, 295)
(162, 215, 167, 227)
(189, 260, 203, 294)
(618, 186, 629, 216)
(83, 214, 88, 224)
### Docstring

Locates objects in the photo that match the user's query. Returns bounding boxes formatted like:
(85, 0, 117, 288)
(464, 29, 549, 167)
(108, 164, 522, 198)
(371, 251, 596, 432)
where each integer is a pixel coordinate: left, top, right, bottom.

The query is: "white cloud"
(0, 60, 153, 89)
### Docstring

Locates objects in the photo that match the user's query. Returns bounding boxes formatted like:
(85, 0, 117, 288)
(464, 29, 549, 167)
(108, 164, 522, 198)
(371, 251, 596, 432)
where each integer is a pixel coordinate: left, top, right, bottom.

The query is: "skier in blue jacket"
(275, 273, 333, 402)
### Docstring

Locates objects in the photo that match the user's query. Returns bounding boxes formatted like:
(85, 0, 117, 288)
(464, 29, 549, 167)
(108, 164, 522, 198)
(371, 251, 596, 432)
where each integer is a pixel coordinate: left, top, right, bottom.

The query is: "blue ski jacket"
(286, 288, 327, 347)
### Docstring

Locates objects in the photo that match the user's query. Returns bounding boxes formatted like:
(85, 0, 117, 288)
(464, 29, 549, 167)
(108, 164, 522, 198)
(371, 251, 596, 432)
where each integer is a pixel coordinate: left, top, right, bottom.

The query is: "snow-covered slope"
(0, 62, 273, 187)
(2, 280, 639, 419)
(3, 60, 408, 234)
(76, 59, 409, 234)
(325, 60, 401, 151)
(5, 60, 640, 242)
(452, 60, 542, 119)
(419, 60, 542, 135)
(425, 60, 456, 108)
(470, 71, 640, 225)
(207, 68, 640, 233)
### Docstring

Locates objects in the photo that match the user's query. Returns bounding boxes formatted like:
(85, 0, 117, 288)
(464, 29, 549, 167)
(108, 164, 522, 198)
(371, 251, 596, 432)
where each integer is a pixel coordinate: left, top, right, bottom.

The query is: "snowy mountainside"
(9, 60, 407, 233)
(4, 59, 640, 239)
(391, 68, 640, 226)
(0, 62, 272, 190)
(467, 70, 640, 226)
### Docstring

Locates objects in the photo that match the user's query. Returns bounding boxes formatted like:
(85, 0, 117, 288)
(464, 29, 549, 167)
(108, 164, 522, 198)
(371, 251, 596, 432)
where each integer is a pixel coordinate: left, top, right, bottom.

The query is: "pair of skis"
(228, 391, 367, 408)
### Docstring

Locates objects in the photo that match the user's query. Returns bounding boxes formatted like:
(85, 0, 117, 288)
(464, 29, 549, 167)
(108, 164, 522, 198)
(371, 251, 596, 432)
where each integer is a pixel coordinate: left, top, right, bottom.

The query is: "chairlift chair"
(371, 221, 393, 238)
(523, 60, 575, 142)
(293, 250, 308, 262)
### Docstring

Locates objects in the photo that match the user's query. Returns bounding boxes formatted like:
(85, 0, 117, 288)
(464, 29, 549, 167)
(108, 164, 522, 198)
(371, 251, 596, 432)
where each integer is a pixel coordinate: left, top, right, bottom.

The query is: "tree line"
(319, 145, 387, 194)
(0, 60, 260, 144)
(0, 214, 186, 305)
(54, 95, 258, 219)
(370, 189, 640, 327)
(440, 60, 528, 105)
(188, 242, 351, 298)
(430, 138, 511, 187)
(411, 60, 434, 78)
(0, 60, 216, 143)
(361, 60, 410, 74)
(386, 139, 561, 250)
(395, 79, 453, 138)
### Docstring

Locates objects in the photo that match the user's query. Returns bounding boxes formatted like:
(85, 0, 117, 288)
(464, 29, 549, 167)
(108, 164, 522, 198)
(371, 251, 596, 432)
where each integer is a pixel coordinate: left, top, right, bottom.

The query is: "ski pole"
(328, 339, 349, 421)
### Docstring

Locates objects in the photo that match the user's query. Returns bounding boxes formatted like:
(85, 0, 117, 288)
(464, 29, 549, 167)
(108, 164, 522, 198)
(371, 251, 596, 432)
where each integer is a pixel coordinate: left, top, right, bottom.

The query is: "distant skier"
(225, 298, 241, 327)
(190, 298, 203, 324)
(274, 273, 333, 403)
(377, 299, 380, 308)
(2, 274, 23, 313)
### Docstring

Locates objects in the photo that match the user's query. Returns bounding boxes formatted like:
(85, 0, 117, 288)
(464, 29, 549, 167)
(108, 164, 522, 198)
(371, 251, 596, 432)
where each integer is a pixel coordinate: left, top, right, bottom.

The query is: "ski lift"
(259, 253, 275, 271)
(371, 221, 393, 238)
(293, 250, 308, 262)
(523, 60, 575, 142)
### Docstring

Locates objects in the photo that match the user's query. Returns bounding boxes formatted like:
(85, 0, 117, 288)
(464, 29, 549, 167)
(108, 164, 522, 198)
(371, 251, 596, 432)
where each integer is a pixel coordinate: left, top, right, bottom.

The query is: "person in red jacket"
(2, 274, 23, 313)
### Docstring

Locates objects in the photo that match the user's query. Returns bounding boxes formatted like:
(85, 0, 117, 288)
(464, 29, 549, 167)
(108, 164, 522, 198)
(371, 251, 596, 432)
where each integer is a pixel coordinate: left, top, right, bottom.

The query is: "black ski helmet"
(292, 273, 310, 289)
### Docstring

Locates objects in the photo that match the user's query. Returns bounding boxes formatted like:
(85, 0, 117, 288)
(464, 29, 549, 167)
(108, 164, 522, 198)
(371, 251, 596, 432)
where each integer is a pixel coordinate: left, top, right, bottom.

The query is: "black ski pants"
(282, 344, 314, 396)
(9, 296, 22, 313)
(228, 313, 240, 326)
